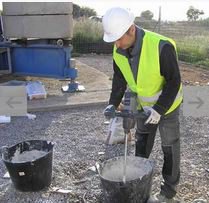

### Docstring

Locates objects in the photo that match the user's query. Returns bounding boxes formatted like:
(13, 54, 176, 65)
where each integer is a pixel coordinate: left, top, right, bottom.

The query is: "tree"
(140, 10, 154, 20)
(73, 4, 97, 19)
(186, 6, 204, 21)
(80, 6, 97, 18)
(73, 4, 81, 19)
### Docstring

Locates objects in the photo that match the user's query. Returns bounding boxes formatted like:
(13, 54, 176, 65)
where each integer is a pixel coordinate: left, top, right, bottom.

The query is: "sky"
(72, 0, 209, 21)
(0, 0, 208, 21)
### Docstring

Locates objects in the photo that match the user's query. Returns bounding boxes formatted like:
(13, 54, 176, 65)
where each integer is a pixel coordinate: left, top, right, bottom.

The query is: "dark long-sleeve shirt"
(109, 28, 181, 115)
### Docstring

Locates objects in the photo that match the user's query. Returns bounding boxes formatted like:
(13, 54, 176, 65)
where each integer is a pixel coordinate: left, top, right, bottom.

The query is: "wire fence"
(72, 19, 209, 67)
(72, 41, 113, 54)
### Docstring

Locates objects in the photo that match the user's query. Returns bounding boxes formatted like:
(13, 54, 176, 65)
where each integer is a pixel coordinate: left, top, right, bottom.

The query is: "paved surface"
(27, 60, 112, 112)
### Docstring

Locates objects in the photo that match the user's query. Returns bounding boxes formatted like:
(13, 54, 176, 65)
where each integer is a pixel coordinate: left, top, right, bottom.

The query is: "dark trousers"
(135, 106, 180, 199)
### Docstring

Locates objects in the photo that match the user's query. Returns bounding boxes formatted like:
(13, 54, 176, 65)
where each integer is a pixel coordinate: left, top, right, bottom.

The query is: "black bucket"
(99, 156, 154, 203)
(1, 140, 54, 192)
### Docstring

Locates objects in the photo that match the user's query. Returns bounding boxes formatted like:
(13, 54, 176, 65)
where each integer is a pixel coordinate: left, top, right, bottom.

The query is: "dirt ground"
(1, 54, 209, 95)
(180, 62, 209, 86)
(0, 54, 209, 203)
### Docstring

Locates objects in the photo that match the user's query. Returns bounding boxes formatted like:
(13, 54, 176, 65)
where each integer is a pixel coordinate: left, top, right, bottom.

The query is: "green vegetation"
(73, 4, 97, 19)
(186, 6, 204, 21)
(72, 19, 111, 54)
(140, 10, 154, 20)
(73, 19, 209, 68)
(73, 19, 103, 43)
(176, 35, 209, 67)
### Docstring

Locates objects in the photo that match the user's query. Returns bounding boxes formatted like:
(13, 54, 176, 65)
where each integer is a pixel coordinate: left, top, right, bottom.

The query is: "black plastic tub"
(98, 156, 154, 203)
(1, 140, 54, 192)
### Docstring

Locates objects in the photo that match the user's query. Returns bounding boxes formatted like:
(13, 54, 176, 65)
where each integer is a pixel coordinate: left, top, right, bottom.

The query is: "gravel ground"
(0, 105, 209, 203)
(0, 105, 135, 203)
(0, 54, 209, 203)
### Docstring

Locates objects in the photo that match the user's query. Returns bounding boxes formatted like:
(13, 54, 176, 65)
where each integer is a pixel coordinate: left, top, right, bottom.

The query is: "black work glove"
(103, 104, 116, 120)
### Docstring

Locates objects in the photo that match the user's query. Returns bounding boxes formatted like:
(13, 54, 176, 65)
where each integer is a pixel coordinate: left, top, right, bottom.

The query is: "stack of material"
(26, 81, 47, 100)
(106, 117, 134, 145)
(2, 2, 73, 39)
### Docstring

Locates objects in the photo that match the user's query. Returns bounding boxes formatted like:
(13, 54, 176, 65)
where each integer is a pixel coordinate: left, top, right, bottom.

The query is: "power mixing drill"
(104, 87, 150, 183)
(121, 88, 137, 183)
(114, 88, 150, 183)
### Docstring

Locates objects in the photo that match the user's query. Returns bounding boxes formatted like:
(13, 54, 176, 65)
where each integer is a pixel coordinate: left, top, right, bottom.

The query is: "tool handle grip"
(115, 110, 149, 119)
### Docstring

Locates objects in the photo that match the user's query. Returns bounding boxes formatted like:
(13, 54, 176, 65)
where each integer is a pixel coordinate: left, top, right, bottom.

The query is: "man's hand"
(143, 106, 161, 125)
(103, 104, 116, 119)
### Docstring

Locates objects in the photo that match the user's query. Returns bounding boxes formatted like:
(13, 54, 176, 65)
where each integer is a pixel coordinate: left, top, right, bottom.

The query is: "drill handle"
(115, 110, 149, 119)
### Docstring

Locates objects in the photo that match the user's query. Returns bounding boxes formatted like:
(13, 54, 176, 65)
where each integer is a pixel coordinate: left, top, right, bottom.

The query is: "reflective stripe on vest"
(138, 84, 183, 103)
(113, 28, 183, 114)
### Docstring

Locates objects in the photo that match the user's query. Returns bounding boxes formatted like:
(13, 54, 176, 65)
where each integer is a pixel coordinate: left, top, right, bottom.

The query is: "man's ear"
(130, 24, 136, 34)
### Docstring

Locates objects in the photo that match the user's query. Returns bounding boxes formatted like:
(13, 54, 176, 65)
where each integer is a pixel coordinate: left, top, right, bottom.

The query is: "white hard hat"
(102, 7, 135, 43)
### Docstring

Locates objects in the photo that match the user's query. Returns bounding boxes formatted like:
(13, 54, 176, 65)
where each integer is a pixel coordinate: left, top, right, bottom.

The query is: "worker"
(102, 7, 183, 203)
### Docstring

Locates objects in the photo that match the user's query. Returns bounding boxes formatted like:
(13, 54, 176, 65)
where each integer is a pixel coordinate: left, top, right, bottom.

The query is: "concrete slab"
(27, 91, 110, 112)
(27, 60, 112, 112)
(3, 2, 73, 15)
(3, 15, 73, 39)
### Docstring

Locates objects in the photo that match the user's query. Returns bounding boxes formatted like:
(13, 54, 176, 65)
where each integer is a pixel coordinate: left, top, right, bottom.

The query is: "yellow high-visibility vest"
(113, 29, 183, 114)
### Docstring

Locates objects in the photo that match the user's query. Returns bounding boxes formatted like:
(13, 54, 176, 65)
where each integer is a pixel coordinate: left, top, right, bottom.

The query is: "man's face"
(115, 26, 135, 49)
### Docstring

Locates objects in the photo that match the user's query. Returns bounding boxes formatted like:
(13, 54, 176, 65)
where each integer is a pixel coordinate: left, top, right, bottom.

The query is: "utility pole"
(158, 6, 161, 33)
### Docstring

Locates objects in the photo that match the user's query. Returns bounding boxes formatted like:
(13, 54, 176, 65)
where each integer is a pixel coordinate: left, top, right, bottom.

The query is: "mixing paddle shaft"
(123, 132, 128, 184)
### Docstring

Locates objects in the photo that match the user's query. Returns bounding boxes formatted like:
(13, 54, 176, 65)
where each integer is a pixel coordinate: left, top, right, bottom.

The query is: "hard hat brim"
(103, 33, 119, 43)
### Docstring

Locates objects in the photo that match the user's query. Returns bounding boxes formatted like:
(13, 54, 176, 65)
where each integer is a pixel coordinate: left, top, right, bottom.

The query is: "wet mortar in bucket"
(99, 156, 154, 203)
(101, 157, 150, 182)
(2, 140, 54, 192)
(11, 149, 48, 163)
